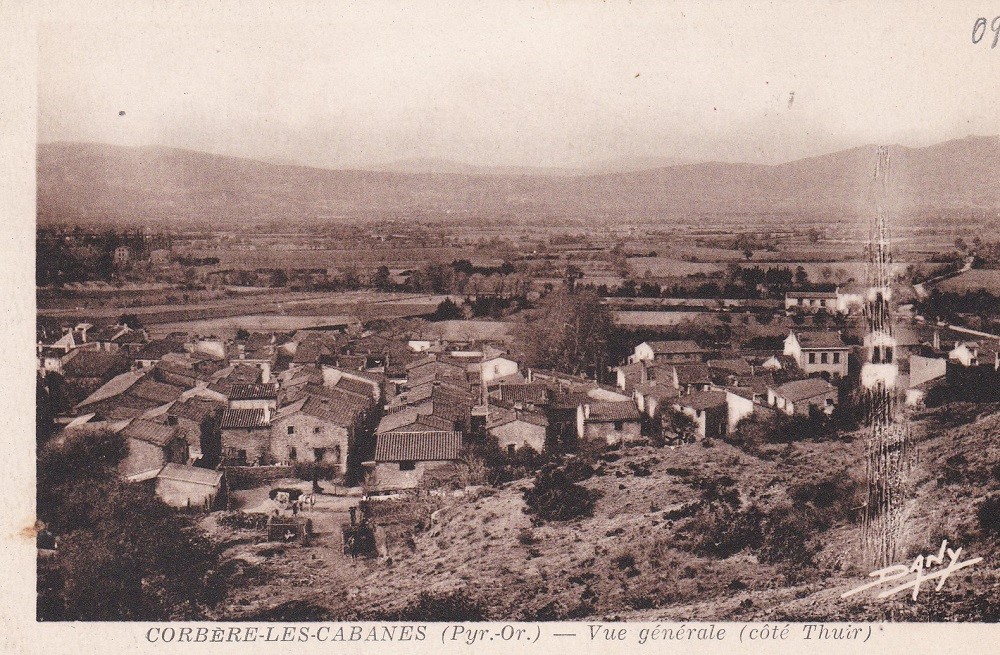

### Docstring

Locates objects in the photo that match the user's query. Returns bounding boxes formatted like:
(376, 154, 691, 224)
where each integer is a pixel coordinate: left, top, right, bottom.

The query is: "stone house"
(119, 419, 189, 479)
(369, 431, 463, 491)
(576, 401, 642, 445)
(768, 377, 838, 416)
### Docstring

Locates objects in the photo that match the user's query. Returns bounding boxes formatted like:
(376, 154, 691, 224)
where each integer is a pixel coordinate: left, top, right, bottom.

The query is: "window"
(613, 421, 624, 431)
(314, 448, 326, 462)
(833, 352, 840, 364)
(237, 449, 247, 463)
(288, 447, 297, 460)
(821, 353, 829, 364)
(507, 444, 516, 456)
(287, 425, 295, 435)
(885, 348, 893, 363)
(399, 460, 416, 471)
(808, 353, 816, 364)
(333, 446, 341, 463)
(314, 426, 321, 434)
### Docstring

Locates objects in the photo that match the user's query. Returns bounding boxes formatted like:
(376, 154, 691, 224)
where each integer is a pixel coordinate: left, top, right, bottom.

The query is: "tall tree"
(515, 289, 612, 377)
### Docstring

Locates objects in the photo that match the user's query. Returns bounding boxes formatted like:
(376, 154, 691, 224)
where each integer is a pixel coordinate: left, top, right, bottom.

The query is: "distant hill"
(37, 136, 1000, 228)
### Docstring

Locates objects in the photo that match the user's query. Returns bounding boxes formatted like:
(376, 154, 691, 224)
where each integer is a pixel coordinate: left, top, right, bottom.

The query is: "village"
(36, 263, 1000, 553)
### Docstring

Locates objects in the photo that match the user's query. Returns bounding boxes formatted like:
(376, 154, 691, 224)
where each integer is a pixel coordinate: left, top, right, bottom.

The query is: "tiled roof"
(136, 339, 185, 360)
(376, 409, 454, 434)
(673, 364, 712, 385)
(302, 383, 372, 413)
(496, 383, 549, 405)
(635, 382, 680, 401)
(734, 374, 774, 395)
(170, 397, 224, 423)
(487, 407, 549, 429)
(220, 408, 268, 429)
(300, 395, 364, 427)
(374, 431, 462, 462)
(707, 358, 753, 376)
(228, 383, 278, 401)
(156, 463, 223, 487)
(129, 378, 186, 405)
(405, 355, 438, 371)
(586, 401, 641, 422)
(675, 390, 729, 411)
(75, 369, 147, 408)
(646, 340, 705, 354)
(334, 376, 376, 398)
(63, 351, 124, 379)
(774, 378, 837, 402)
(122, 419, 180, 447)
(795, 331, 847, 349)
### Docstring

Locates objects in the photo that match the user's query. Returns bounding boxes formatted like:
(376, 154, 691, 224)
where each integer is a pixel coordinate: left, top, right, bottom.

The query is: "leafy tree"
(514, 289, 612, 376)
(431, 298, 463, 320)
(37, 429, 223, 620)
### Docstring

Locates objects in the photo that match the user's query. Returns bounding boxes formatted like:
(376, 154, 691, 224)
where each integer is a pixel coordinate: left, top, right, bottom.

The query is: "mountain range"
(37, 136, 999, 228)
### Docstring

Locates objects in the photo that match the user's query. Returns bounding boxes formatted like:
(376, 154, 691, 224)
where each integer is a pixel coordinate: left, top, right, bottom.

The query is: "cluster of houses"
(38, 302, 1000, 501)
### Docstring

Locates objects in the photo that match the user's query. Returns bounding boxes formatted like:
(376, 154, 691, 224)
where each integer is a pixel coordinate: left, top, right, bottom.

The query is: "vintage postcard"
(2, 1, 1000, 653)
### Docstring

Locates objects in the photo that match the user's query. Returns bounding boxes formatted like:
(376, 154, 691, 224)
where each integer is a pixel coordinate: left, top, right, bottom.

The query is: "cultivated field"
(937, 270, 1000, 293)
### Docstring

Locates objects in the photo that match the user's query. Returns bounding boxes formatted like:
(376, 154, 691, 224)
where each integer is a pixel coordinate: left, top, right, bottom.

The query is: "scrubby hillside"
(210, 403, 1000, 621)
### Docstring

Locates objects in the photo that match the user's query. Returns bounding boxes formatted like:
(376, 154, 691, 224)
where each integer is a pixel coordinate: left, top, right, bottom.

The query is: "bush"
(978, 494, 1000, 536)
(523, 464, 601, 522)
(217, 511, 270, 531)
(790, 472, 863, 529)
(380, 590, 488, 621)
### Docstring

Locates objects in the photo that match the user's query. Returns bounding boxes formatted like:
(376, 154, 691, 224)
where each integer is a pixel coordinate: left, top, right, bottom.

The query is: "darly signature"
(841, 540, 982, 601)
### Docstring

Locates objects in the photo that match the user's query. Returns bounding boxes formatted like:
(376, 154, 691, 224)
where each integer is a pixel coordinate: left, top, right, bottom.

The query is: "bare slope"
(332, 404, 1000, 621)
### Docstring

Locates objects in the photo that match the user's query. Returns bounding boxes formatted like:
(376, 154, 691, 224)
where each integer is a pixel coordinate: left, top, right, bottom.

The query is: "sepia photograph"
(24, 0, 1000, 629)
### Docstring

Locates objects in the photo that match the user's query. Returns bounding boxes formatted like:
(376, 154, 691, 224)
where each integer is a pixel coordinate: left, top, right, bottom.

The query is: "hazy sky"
(37, 1, 1000, 169)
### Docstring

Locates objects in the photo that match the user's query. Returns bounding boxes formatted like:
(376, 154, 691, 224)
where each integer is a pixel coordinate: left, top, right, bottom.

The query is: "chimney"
(933, 330, 941, 351)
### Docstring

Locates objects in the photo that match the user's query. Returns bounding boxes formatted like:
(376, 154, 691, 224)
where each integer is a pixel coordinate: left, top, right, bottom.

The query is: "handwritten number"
(973, 16, 1000, 47)
(974, 17, 987, 44)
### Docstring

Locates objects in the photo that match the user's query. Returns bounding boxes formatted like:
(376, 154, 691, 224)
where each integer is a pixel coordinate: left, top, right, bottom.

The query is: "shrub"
(217, 511, 270, 531)
(382, 590, 488, 621)
(978, 494, 1000, 536)
(790, 472, 863, 529)
(517, 528, 538, 546)
(523, 464, 601, 522)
